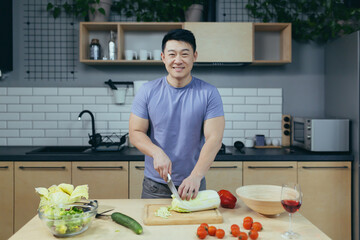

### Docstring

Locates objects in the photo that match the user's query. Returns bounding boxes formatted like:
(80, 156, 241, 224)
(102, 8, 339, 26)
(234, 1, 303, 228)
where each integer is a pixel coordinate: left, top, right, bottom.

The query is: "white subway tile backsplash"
(258, 105, 282, 113)
(46, 96, 71, 104)
(0, 96, 19, 104)
(245, 113, 269, 121)
(258, 88, 282, 96)
(222, 96, 245, 105)
(58, 88, 83, 95)
(246, 97, 269, 104)
(33, 88, 58, 95)
(83, 88, 108, 96)
(218, 88, 232, 96)
(33, 104, 58, 112)
(7, 104, 32, 112)
(20, 96, 45, 104)
(71, 96, 95, 104)
(0, 87, 282, 146)
(58, 104, 83, 112)
(33, 138, 58, 146)
(233, 88, 257, 96)
(33, 121, 57, 129)
(233, 105, 257, 113)
(0, 113, 19, 121)
(20, 130, 45, 137)
(20, 113, 45, 120)
(8, 88, 32, 95)
(8, 138, 32, 145)
(45, 113, 70, 120)
(8, 121, 32, 129)
(45, 130, 70, 137)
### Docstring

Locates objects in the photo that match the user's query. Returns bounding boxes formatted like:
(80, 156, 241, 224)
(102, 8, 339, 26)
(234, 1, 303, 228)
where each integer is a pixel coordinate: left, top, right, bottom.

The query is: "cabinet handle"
(77, 166, 123, 170)
(135, 166, 145, 170)
(248, 166, 294, 169)
(302, 166, 348, 169)
(210, 166, 238, 169)
(0, 166, 9, 169)
(19, 166, 66, 170)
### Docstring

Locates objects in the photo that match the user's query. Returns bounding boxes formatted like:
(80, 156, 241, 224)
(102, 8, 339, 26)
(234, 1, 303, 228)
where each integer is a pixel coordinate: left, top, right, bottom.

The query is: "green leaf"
(46, 3, 54, 11)
(98, 7, 105, 15)
(53, 7, 61, 18)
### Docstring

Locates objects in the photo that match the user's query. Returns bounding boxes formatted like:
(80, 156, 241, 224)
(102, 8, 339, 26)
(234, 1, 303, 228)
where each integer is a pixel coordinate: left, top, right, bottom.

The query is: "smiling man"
(129, 29, 225, 200)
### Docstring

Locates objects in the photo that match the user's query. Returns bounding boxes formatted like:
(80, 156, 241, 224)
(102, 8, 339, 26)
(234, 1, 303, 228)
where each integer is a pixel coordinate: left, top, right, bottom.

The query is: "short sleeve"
(204, 87, 224, 120)
(131, 84, 149, 119)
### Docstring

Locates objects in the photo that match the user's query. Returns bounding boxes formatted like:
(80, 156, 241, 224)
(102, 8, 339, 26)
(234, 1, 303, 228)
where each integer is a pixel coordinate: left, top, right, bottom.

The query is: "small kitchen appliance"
(291, 117, 350, 152)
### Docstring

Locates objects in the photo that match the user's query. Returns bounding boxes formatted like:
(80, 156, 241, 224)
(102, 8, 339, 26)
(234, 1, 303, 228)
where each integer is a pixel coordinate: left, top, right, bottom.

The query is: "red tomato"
(208, 226, 217, 236)
(200, 223, 209, 231)
(231, 228, 241, 237)
(248, 230, 259, 240)
(252, 222, 262, 231)
(238, 232, 248, 240)
(215, 229, 225, 239)
(243, 216, 253, 223)
(197, 228, 207, 239)
(231, 224, 240, 231)
(243, 221, 253, 230)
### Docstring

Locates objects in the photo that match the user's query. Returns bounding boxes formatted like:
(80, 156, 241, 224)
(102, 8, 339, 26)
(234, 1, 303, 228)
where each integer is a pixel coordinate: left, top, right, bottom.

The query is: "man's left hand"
(178, 174, 202, 200)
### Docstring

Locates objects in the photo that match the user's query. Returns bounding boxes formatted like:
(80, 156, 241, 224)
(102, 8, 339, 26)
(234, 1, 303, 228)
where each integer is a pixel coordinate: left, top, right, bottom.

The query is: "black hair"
(161, 29, 196, 53)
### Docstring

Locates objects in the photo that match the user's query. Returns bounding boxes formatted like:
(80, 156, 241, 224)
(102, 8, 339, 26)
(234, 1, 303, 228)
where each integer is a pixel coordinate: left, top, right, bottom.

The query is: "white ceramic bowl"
(236, 185, 285, 216)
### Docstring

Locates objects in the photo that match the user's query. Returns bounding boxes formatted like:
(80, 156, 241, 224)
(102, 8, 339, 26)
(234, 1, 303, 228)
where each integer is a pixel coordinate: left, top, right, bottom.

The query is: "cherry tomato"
(208, 226, 217, 236)
(200, 223, 209, 231)
(248, 230, 259, 240)
(231, 224, 240, 231)
(215, 229, 225, 239)
(231, 228, 240, 237)
(252, 222, 262, 231)
(238, 232, 248, 240)
(243, 216, 253, 223)
(197, 228, 207, 239)
(198, 226, 206, 232)
(243, 221, 253, 230)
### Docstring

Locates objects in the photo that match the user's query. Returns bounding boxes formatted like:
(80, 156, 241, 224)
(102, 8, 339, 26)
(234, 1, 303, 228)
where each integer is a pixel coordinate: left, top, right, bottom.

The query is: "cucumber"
(111, 212, 143, 235)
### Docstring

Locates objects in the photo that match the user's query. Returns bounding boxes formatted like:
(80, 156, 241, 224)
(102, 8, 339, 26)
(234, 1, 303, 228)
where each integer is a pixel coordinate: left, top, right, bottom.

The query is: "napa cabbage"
(170, 190, 220, 213)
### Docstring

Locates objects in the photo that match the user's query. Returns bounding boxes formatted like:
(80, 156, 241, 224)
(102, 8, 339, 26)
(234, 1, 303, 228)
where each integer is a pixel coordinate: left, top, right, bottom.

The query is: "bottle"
(90, 39, 101, 60)
(108, 31, 116, 60)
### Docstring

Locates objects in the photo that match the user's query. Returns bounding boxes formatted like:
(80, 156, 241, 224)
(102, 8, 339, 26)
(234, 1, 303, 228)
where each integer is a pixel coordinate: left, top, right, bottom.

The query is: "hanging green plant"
(246, 0, 360, 44)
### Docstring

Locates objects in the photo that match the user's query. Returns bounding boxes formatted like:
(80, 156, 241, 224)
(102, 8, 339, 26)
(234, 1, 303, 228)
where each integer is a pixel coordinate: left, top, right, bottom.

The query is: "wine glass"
(281, 183, 302, 239)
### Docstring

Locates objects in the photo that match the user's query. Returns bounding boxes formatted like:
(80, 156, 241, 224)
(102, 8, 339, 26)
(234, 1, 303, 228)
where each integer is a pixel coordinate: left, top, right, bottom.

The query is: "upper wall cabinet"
(184, 22, 253, 63)
(79, 22, 291, 65)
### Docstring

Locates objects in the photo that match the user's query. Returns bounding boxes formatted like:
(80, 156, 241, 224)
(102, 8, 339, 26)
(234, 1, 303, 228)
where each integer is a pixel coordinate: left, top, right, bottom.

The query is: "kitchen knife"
(167, 173, 182, 201)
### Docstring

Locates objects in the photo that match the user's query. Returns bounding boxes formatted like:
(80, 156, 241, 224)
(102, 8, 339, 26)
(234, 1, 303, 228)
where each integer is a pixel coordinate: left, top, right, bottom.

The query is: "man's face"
(161, 40, 197, 82)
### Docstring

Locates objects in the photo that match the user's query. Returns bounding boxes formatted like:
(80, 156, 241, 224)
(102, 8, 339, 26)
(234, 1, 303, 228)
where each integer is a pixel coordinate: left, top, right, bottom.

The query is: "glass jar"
(90, 39, 101, 60)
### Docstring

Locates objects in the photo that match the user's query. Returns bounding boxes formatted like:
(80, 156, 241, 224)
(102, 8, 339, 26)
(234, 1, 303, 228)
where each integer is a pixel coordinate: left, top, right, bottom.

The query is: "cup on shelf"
(153, 49, 162, 60)
(125, 50, 138, 60)
(139, 49, 152, 60)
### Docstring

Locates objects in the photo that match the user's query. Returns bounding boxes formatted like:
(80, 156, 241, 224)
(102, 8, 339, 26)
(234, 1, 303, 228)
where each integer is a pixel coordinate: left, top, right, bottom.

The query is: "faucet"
(78, 110, 97, 147)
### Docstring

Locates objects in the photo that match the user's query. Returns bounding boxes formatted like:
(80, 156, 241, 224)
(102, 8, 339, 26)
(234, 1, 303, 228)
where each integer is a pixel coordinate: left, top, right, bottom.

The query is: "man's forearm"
(190, 135, 222, 179)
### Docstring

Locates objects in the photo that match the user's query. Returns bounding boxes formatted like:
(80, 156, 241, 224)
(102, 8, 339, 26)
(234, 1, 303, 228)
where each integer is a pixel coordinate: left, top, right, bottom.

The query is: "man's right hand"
(153, 150, 172, 181)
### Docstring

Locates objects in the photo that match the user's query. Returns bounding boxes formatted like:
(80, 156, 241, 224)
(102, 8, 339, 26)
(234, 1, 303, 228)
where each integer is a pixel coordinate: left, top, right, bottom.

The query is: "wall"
(0, 0, 325, 119)
(0, 86, 282, 146)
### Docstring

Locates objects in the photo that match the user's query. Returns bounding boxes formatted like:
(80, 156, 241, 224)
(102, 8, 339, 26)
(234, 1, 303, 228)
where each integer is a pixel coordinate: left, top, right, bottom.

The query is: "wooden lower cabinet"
(206, 161, 242, 195)
(243, 161, 297, 186)
(129, 161, 145, 199)
(72, 162, 129, 199)
(14, 162, 71, 232)
(0, 162, 14, 240)
(298, 161, 351, 240)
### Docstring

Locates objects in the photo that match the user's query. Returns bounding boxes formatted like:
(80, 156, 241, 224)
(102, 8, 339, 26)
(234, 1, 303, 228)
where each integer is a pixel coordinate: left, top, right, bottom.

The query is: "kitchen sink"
(26, 146, 92, 154)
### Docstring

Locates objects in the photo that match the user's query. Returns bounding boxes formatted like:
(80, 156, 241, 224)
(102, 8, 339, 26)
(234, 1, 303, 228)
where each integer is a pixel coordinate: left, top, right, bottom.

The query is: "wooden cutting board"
(143, 204, 223, 226)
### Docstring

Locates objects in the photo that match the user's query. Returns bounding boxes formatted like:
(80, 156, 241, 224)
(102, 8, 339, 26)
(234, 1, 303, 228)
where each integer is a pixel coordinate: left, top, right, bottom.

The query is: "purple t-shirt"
(131, 76, 224, 185)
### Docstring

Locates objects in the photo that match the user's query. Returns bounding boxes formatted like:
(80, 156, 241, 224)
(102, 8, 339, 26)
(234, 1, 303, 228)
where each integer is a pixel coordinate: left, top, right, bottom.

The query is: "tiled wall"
(0, 87, 282, 146)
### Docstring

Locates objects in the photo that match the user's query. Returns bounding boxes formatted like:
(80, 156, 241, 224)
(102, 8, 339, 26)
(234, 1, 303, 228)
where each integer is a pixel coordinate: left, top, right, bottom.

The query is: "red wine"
(281, 200, 301, 213)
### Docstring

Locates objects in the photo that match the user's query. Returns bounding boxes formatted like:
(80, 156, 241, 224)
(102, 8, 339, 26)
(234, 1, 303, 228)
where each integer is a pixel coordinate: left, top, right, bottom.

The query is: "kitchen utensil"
(167, 174, 181, 201)
(236, 185, 285, 216)
(234, 141, 245, 154)
(125, 50, 137, 60)
(281, 183, 302, 239)
(139, 49, 152, 60)
(143, 204, 223, 225)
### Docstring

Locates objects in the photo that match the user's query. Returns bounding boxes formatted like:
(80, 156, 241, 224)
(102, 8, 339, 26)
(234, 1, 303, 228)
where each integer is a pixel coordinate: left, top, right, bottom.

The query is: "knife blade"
(167, 173, 182, 201)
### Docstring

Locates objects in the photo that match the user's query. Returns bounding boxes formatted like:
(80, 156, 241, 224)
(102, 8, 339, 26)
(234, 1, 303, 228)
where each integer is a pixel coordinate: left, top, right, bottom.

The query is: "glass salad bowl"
(38, 200, 98, 237)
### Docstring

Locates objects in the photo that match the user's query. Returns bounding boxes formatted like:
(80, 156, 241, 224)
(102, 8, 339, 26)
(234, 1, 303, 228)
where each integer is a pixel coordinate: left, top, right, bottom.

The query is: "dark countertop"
(0, 146, 353, 161)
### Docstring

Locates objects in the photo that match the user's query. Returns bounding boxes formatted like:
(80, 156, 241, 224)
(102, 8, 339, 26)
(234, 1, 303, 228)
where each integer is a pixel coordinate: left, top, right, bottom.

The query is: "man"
(129, 29, 225, 200)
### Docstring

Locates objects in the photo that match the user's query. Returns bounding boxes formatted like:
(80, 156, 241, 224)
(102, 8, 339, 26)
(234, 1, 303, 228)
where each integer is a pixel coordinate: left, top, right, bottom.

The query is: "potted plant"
(46, 0, 113, 21)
